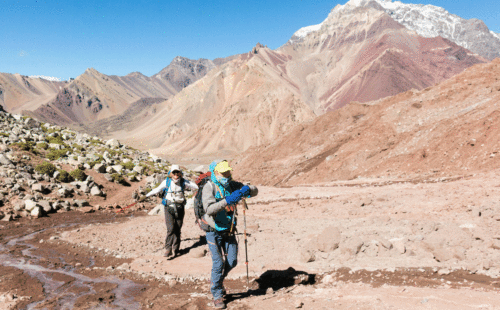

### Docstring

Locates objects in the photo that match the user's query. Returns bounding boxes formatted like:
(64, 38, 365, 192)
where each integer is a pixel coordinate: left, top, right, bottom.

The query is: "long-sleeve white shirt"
(146, 178, 198, 203)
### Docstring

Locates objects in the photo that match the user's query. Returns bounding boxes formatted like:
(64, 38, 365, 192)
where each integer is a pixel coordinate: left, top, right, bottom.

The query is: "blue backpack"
(161, 177, 186, 206)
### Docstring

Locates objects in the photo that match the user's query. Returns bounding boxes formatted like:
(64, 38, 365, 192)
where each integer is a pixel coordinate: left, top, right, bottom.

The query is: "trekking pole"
(242, 198, 250, 288)
(115, 202, 137, 214)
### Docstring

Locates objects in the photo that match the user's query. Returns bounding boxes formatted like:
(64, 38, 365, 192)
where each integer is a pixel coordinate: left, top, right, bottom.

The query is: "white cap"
(170, 164, 181, 172)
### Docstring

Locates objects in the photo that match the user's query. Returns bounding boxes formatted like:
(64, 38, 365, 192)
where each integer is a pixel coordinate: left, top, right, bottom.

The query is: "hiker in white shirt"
(143, 165, 198, 257)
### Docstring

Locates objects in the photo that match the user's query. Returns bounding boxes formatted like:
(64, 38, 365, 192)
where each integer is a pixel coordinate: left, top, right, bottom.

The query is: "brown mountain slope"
(28, 68, 178, 125)
(279, 6, 485, 113)
(118, 6, 484, 158)
(233, 59, 500, 186)
(121, 46, 316, 157)
(0, 73, 66, 113)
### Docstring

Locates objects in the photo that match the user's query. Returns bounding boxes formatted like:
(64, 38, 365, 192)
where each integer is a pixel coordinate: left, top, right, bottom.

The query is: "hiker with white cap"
(200, 160, 258, 309)
(140, 164, 198, 257)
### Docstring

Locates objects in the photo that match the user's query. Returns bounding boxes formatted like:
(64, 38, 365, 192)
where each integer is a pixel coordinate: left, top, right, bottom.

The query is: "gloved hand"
(226, 204, 236, 212)
(225, 187, 246, 205)
(240, 185, 250, 196)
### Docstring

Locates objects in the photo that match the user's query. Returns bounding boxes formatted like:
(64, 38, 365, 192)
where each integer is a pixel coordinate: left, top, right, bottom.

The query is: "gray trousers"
(163, 204, 185, 252)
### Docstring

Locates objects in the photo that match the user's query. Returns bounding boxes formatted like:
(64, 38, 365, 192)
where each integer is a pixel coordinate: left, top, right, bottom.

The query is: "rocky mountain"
(117, 4, 485, 157)
(280, 4, 484, 114)
(27, 68, 178, 125)
(289, 0, 500, 61)
(153, 56, 217, 92)
(122, 44, 316, 157)
(233, 59, 500, 186)
(0, 73, 66, 114)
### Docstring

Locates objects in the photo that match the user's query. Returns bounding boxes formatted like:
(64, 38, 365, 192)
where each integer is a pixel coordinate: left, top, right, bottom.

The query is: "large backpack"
(161, 177, 186, 206)
(193, 172, 211, 221)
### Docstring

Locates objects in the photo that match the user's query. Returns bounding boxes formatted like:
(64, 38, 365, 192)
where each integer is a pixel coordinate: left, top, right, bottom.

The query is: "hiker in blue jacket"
(201, 160, 258, 309)
(143, 164, 198, 257)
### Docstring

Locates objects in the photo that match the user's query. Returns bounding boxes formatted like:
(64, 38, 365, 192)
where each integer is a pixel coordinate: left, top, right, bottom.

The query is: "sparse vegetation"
(13, 141, 39, 154)
(69, 168, 86, 181)
(36, 142, 48, 150)
(56, 169, 72, 182)
(35, 162, 56, 176)
(46, 148, 70, 160)
(111, 173, 125, 183)
(120, 161, 135, 170)
(0, 132, 9, 137)
(41, 125, 59, 134)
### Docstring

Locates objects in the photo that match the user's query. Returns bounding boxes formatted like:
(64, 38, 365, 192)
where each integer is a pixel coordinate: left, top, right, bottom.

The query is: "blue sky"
(1, 0, 499, 80)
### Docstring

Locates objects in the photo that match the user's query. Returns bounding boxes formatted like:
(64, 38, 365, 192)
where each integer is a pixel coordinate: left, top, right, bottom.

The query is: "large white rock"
(24, 200, 38, 212)
(31, 206, 42, 218)
(105, 139, 121, 148)
(90, 186, 103, 196)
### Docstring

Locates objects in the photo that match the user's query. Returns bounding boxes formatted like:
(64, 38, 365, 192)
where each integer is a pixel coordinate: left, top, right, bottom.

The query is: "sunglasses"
(172, 171, 181, 174)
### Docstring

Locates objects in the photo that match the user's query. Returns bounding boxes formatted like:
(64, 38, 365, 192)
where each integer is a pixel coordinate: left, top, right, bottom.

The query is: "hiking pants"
(206, 231, 238, 300)
(163, 204, 185, 253)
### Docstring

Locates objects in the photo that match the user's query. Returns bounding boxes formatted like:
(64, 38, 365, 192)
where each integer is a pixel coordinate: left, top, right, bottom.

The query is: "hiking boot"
(222, 287, 227, 297)
(163, 249, 173, 257)
(213, 298, 226, 309)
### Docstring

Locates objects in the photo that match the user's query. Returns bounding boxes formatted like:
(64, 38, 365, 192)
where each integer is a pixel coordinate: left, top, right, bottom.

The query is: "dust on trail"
(2, 171, 500, 309)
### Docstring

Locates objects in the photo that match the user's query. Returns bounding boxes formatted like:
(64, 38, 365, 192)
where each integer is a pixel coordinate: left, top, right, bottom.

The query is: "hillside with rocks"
(0, 111, 200, 223)
(233, 58, 500, 186)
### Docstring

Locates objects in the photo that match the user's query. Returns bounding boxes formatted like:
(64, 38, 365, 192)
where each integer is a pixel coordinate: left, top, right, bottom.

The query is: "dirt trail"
(1, 170, 500, 309)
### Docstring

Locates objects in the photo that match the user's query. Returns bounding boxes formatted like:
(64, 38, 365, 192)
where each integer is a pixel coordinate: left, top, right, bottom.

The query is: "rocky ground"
(2, 168, 500, 309)
(1, 110, 500, 309)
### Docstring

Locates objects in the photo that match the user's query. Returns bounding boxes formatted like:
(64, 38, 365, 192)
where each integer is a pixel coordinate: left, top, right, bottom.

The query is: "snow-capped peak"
(29, 75, 62, 82)
(287, 0, 500, 60)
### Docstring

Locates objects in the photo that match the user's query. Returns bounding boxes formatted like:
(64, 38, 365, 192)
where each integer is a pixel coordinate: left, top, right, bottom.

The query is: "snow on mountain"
(287, 0, 500, 60)
(29, 75, 62, 82)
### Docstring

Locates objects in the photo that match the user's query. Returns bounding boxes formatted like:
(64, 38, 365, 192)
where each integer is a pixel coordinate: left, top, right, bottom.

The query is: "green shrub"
(36, 142, 48, 150)
(56, 169, 72, 182)
(46, 136, 65, 145)
(41, 125, 59, 134)
(73, 144, 84, 152)
(90, 139, 102, 145)
(0, 132, 9, 137)
(46, 148, 70, 160)
(14, 141, 39, 155)
(120, 161, 135, 170)
(69, 168, 86, 181)
(111, 173, 125, 183)
(127, 171, 138, 177)
(35, 162, 56, 176)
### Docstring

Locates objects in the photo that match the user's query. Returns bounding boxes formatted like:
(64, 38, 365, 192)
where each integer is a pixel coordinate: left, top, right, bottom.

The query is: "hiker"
(141, 164, 198, 257)
(200, 160, 258, 309)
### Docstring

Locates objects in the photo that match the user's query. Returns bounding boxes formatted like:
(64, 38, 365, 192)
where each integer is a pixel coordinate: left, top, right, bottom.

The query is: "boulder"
(38, 200, 52, 213)
(30, 206, 42, 218)
(2, 214, 14, 221)
(94, 163, 106, 173)
(90, 186, 103, 196)
(74, 199, 90, 208)
(0, 154, 13, 165)
(31, 183, 45, 193)
(111, 165, 123, 173)
(78, 206, 94, 213)
(105, 139, 121, 148)
(24, 199, 38, 212)
(314, 226, 341, 252)
(133, 165, 144, 174)
(340, 237, 364, 256)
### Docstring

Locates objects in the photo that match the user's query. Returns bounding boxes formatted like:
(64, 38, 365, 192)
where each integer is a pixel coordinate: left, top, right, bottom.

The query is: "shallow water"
(0, 227, 142, 309)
